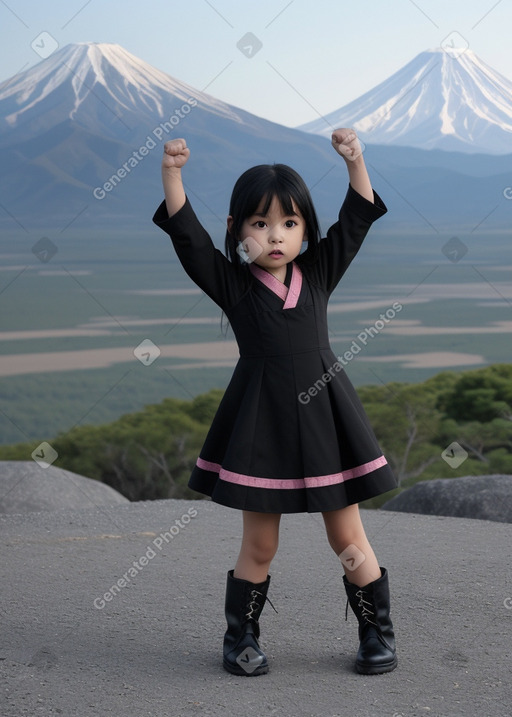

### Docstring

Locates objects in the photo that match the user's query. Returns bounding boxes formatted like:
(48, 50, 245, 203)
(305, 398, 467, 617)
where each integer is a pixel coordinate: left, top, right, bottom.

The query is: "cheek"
(240, 223, 253, 239)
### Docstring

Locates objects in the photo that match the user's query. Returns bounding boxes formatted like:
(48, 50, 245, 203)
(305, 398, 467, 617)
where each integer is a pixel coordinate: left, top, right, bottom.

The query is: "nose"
(268, 224, 283, 243)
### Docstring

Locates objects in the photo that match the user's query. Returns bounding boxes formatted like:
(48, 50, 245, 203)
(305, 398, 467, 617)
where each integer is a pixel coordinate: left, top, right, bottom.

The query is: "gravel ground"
(1, 499, 511, 717)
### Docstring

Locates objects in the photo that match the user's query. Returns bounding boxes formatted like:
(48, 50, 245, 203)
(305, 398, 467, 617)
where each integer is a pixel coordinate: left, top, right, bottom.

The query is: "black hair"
(224, 164, 321, 272)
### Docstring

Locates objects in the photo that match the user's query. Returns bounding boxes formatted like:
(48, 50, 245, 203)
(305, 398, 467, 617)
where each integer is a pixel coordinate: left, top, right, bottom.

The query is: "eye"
(285, 220, 297, 228)
(253, 220, 266, 228)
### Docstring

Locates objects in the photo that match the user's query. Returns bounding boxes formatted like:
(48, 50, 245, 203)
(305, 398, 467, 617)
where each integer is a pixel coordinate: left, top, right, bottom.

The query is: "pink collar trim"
(249, 261, 302, 309)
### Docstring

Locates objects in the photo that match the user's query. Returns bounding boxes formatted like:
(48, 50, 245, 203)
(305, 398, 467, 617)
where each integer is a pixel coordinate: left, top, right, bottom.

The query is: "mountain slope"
(299, 48, 512, 154)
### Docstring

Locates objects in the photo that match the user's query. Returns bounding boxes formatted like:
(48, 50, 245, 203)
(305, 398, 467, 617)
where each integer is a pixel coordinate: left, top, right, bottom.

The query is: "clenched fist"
(162, 138, 190, 170)
(331, 128, 363, 162)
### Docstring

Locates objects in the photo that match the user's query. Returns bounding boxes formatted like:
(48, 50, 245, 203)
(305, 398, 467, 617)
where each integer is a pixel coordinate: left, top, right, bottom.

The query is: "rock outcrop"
(382, 474, 512, 523)
(0, 461, 129, 514)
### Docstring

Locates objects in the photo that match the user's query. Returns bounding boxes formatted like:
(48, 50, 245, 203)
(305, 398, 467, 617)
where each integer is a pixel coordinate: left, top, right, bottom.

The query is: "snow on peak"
(299, 48, 512, 154)
(0, 42, 245, 139)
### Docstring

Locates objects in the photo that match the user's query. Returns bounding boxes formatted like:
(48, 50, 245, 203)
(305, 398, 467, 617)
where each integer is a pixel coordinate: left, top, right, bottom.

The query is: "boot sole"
(223, 660, 269, 676)
(356, 657, 398, 675)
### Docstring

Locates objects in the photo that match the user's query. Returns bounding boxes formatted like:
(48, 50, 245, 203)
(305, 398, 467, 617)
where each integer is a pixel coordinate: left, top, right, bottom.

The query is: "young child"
(153, 129, 398, 676)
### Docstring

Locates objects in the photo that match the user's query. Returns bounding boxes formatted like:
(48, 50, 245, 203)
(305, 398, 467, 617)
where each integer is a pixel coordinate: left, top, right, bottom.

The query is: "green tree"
(437, 364, 512, 422)
(1, 368, 510, 507)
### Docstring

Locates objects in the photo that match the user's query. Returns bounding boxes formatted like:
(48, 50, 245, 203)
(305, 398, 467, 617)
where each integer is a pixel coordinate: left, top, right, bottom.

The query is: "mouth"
(268, 250, 283, 257)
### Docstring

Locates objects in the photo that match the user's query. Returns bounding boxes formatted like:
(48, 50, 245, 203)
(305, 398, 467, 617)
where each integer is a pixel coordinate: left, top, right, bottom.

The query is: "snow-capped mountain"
(0, 42, 510, 236)
(0, 42, 255, 143)
(300, 48, 512, 154)
(0, 42, 341, 230)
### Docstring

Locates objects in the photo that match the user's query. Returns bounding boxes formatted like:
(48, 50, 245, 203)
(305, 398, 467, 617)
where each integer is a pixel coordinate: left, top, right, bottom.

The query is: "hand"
(162, 138, 190, 170)
(331, 128, 363, 162)
(161, 139, 188, 216)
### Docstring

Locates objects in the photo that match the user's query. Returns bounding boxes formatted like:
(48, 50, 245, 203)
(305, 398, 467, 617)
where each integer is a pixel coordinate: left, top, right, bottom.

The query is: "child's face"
(235, 195, 306, 276)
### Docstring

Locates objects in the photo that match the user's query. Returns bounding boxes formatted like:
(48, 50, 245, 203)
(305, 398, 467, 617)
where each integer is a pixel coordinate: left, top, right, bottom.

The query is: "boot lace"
(246, 589, 278, 621)
(345, 589, 377, 626)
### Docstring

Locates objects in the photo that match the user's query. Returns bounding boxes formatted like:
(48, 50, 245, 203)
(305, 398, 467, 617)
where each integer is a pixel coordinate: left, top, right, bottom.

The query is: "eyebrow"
(252, 210, 299, 217)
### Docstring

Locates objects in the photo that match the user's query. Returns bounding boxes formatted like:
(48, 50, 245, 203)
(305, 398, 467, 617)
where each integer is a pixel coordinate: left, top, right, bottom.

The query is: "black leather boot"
(223, 570, 272, 676)
(343, 567, 397, 675)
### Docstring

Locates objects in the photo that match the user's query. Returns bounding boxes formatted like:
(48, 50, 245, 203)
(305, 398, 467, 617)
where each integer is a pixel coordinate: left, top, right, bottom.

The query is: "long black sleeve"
(299, 184, 387, 294)
(153, 198, 248, 311)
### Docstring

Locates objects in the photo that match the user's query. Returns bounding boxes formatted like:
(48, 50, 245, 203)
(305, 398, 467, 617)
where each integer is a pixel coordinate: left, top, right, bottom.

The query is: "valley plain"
(1, 228, 510, 445)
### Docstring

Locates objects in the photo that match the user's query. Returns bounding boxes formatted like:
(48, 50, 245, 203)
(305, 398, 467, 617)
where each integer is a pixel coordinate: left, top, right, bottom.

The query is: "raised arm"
(161, 138, 190, 217)
(154, 138, 248, 310)
(297, 128, 387, 293)
(331, 128, 373, 203)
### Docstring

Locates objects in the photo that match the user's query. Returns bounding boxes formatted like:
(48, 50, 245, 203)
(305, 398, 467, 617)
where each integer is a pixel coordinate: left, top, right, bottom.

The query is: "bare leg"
(234, 511, 281, 583)
(322, 504, 381, 587)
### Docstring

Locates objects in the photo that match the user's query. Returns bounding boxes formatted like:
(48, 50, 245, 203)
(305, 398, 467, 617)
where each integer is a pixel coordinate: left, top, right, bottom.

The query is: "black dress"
(153, 184, 397, 513)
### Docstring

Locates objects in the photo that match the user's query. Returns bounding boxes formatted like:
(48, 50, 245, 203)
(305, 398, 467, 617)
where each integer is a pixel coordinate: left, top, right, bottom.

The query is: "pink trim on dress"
(303, 455, 388, 487)
(283, 263, 302, 310)
(221, 470, 304, 490)
(249, 261, 302, 309)
(195, 455, 388, 490)
(196, 457, 222, 473)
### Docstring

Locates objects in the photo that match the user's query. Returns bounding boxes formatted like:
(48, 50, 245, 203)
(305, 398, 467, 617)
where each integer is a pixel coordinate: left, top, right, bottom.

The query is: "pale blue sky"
(1, 0, 511, 127)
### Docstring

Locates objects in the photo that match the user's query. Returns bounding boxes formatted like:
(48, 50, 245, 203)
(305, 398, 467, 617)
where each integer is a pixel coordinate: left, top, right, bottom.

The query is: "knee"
(245, 534, 279, 566)
(327, 534, 363, 559)
(324, 511, 367, 557)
